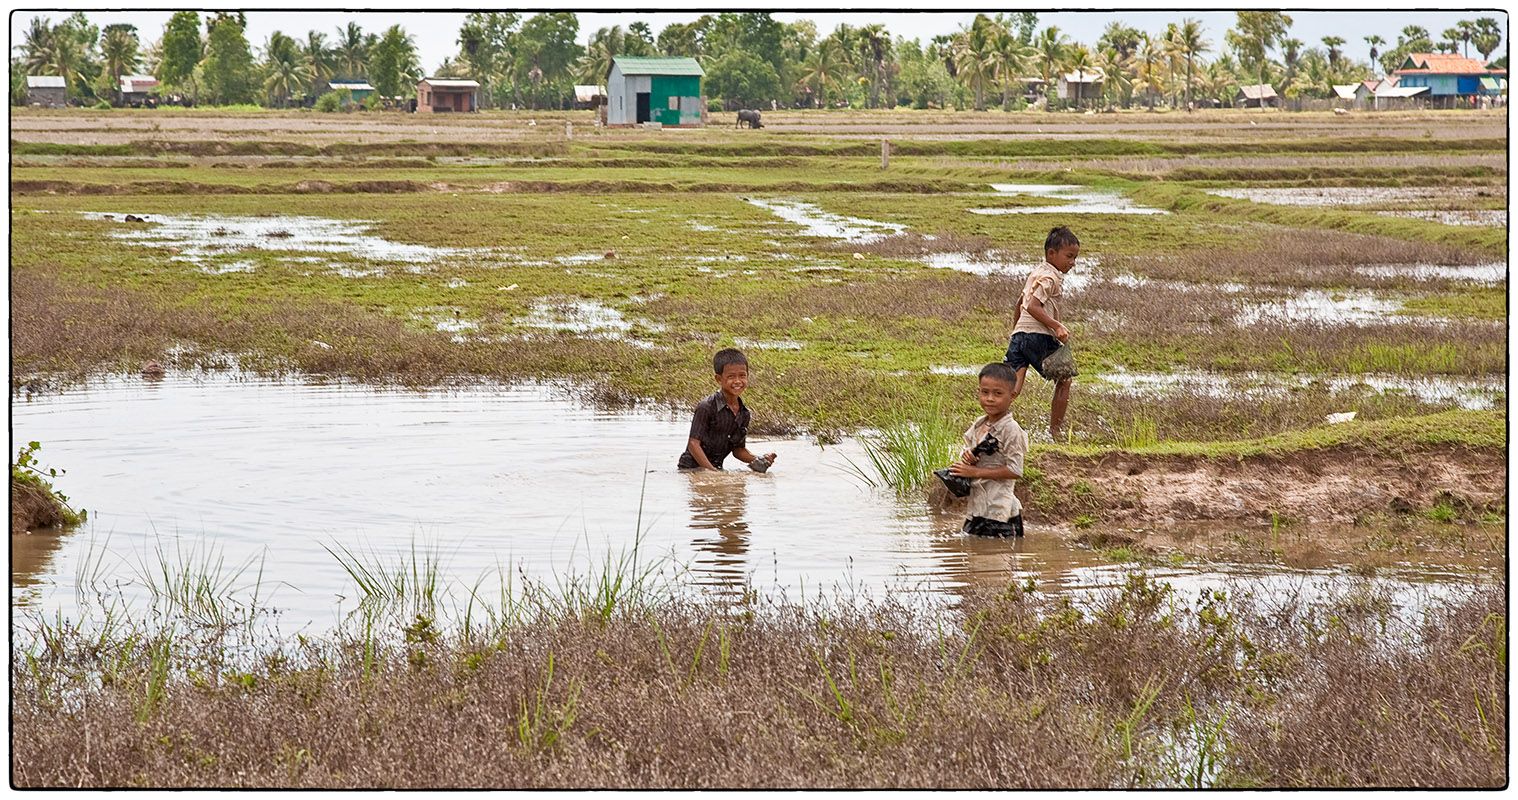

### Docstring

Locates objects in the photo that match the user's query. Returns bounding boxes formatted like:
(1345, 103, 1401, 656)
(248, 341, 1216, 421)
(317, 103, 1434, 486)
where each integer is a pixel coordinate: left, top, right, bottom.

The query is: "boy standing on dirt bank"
(678, 348, 778, 472)
(948, 363, 1029, 537)
(1005, 226, 1080, 441)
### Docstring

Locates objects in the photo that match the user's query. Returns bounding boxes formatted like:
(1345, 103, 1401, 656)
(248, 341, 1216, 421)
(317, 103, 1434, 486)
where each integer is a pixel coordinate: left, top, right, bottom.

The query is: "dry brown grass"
(11, 576, 1504, 788)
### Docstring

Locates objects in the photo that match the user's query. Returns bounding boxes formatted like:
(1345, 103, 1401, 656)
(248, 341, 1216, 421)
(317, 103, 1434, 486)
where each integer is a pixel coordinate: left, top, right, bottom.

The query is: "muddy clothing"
(964, 514, 1024, 538)
(962, 413, 1027, 526)
(1005, 331, 1064, 380)
(678, 391, 750, 469)
(1012, 263, 1065, 338)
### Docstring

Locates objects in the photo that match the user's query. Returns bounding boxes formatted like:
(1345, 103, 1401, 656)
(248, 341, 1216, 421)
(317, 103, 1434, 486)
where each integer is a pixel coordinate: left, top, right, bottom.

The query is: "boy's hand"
(1052, 323, 1069, 343)
(959, 450, 978, 465)
(947, 462, 980, 479)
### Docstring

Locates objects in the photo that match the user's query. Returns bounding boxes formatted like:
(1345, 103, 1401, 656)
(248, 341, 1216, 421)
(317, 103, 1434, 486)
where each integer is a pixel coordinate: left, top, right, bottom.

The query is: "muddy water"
(971, 184, 1168, 215)
(12, 374, 1482, 630)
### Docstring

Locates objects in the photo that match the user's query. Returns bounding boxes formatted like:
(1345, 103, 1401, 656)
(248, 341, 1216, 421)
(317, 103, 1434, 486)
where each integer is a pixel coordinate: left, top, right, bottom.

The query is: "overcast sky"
(10, 7, 1508, 75)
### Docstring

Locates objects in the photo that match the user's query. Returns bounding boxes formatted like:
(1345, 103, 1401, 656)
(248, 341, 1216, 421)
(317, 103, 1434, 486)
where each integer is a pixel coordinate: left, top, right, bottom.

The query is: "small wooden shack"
(1235, 83, 1279, 108)
(119, 74, 159, 106)
(606, 56, 704, 127)
(416, 78, 479, 113)
(26, 75, 66, 107)
(1056, 69, 1104, 105)
(328, 80, 375, 105)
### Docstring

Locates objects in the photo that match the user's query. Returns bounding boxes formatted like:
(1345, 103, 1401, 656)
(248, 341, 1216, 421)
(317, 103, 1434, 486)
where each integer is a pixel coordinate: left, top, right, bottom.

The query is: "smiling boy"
(948, 362, 1029, 538)
(678, 348, 778, 472)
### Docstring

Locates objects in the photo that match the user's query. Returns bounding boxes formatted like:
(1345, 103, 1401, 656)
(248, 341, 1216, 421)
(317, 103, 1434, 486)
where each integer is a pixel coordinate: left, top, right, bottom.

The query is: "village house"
(1055, 69, 1104, 106)
(605, 56, 704, 127)
(1392, 53, 1507, 108)
(415, 78, 479, 113)
(328, 79, 375, 106)
(118, 74, 158, 106)
(1373, 81, 1431, 110)
(26, 75, 65, 107)
(1235, 83, 1279, 108)
(573, 84, 606, 110)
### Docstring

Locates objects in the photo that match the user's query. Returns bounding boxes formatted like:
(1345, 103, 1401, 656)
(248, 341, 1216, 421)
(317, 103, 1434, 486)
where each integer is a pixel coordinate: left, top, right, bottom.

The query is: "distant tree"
(302, 31, 336, 99)
(333, 22, 367, 78)
(657, 22, 702, 57)
(369, 25, 420, 99)
(627, 22, 655, 55)
(158, 11, 203, 96)
(1135, 33, 1165, 109)
(1098, 21, 1143, 61)
(990, 15, 1036, 110)
(1012, 13, 1039, 46)
(261, 31, 310, 107)
(705, 48, 781, 109)
(457, 12, 519, 107)
(513, 13, 580, 109)
(201, 13, 255, 104)
(100, 24, 141, 104)
(20, 17, 54, 75)
(1473, 17, 1503, 61)
(1280, 37, 1303, 92)
(1034, 26, 1069, 110)
(1172, 18, 1210, 111)
(1228, 11, 1292, 108)
(800, 38, 846, 108)
(1321, 36, 1344, 70)
(1364, 35, 1385, 71)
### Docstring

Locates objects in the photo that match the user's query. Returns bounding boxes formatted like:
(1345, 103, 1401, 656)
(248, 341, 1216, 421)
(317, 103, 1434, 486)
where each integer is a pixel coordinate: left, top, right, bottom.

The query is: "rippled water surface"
(12, 374, 1480, 630)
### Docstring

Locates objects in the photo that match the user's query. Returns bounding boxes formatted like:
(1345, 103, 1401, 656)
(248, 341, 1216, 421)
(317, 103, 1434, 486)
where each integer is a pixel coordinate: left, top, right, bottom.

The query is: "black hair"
(979, 362, 1017, 386)
(713, 348, 749, 375)
(1044, 225, 1080, 252)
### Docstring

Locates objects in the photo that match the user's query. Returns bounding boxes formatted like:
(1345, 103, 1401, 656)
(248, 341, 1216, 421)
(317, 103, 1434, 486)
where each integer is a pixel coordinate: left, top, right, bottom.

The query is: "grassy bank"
(12, 569, 1505, 788)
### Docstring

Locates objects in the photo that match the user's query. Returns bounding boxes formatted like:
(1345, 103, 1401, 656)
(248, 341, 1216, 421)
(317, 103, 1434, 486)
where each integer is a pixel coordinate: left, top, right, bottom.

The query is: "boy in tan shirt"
(946, 363, 1029, 538)
(1005, 225, 1079, 441)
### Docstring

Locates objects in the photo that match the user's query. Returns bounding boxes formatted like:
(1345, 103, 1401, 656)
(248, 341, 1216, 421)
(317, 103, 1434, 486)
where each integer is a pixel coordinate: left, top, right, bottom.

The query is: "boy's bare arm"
(948, 463, 1020, 480)
(1025, 296, 1068, 342)
(733, 446, 778, 463)
(686, 437, 719, 470)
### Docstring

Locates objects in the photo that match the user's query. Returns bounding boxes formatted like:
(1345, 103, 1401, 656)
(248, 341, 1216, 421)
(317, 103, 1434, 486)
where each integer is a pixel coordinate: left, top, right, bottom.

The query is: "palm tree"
(1095, 46, 1132, 109)
(334, 22, 366, 78)
(1135, 34, 1164, 110)
(262, 32, 311, 108)
(990, 16, 1035, 109)
(1472, 17, 1503, 62)
(1321, 36, 1344, 71)
(857, 23, 891, 108)
(1364, 35, 1385, 73)
(1456, 20, 1477, 58)
(800, 39, 846, 108)
(1035, 26, 1068, 110)
(953, 15, 998, 111)
(1065, 45, 1097, 109)
(1441, 28, 1464, 55)
(21, 17, 54, 75)
(1280, 38, 1303, 93)
(302, 31, 335, 99)
(1172, 18, 1209, 112)
(1231, 11, 1292, 111)
(575, 26, 624, 84)
(100, 25, 140, 105)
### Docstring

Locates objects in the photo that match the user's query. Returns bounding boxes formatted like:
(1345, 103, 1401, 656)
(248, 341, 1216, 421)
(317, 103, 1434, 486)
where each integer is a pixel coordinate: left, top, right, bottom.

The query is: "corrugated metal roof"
(1376, 85, 1430, 98)
(1332, 84, 1358, 100)
(120, 75, 158, 92)
(1060, 69, 1104, 83)
(1237, 84, 1279, 100)
(574, 84, 606, 101)
(330, 81, 375, 91)
(27, 76, 65, 88)
(420, 78, 480, 89)
(612, 56, 704, 76)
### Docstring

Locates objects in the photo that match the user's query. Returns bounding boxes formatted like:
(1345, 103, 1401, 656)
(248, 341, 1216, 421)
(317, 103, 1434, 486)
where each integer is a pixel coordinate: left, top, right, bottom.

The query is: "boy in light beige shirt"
(1005, 225, 1080, 441)
(947, 363, 1029, 538)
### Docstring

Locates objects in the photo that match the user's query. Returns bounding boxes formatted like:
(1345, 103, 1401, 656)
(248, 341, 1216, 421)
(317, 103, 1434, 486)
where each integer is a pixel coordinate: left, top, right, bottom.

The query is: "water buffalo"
(736, 109, 763, 129)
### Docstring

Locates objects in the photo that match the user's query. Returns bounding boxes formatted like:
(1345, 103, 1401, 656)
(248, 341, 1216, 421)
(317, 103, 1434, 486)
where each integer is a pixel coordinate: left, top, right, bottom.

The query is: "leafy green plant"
(12, 441, 86, 526)
(843, 403, 962, 494)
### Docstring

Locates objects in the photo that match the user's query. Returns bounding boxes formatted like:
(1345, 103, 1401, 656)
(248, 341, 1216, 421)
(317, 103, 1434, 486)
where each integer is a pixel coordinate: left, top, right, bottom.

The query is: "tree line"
(11, 11, 1506, 110)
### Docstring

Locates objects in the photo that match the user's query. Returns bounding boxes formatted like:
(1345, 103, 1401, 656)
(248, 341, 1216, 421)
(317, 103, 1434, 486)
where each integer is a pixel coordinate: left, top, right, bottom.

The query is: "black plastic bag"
(934, 432, 1000, 497)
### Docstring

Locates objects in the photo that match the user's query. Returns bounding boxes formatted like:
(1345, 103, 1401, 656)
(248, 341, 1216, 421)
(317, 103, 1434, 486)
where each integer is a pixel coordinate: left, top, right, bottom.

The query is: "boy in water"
(948, 363, 1029, 538)
(678, 348, 778, 472)
(1006, 225, 1080, 441)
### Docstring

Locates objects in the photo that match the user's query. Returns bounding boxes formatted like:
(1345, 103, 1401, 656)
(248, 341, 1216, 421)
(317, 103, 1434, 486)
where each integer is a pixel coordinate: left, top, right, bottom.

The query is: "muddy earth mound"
(11, 477, 70, 534)
(1021, 444, 1504, 525)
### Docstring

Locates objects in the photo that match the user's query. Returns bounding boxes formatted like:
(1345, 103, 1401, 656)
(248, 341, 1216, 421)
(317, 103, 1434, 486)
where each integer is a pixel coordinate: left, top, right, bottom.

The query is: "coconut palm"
(799, 38, 846, 108)
(302, 31, 335, 99)
(1441, 28, 1464, 55)
(1172, 18, 1209, 112)
(100, 25, 140, 104)
(1034, 26, 1068, 110)
(21, 17, 55, 75)
(990, 16, 1035, 109)
(1230, 11, 1292, 111)
(857, 23, 891, 108)
(1135, 34, 1165, 110)
(262, 31, 311, 108)
(334, 22, 366, 78)
(1064, 45, 1098, 109)
(575, 26, 625, 84)
(1280, 38, 1303, 93)
(952, 15, 998, 111)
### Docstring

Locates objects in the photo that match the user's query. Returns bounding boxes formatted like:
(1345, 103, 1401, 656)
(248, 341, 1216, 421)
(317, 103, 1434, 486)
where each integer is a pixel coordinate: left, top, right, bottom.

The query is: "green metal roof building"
(606, 56, 704, 127)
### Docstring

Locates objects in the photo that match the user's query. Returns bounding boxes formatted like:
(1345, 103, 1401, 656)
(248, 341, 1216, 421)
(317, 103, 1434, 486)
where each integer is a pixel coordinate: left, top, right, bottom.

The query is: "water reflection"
(686, 471, 755, 597)
(11, 528, 76, 608)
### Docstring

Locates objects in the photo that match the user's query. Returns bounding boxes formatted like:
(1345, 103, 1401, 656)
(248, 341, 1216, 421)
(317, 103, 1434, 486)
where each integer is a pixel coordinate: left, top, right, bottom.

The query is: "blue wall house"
(1392, 53, 1507, 108)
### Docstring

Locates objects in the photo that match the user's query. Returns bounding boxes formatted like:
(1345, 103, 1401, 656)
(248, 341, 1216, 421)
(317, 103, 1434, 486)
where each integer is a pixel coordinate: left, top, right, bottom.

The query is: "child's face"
(977, 376, 1014, 418)
(715, 363, 749, 398)
(1046, 244, 1080, 273)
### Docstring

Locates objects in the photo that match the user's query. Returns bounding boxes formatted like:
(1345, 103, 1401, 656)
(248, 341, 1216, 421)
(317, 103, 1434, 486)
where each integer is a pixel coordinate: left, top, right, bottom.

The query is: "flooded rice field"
(11, 372, 1486, 631)
(743, 197, 907, 242)
(1092, 368, 1505, 411)
(971, 184, 1169, 215)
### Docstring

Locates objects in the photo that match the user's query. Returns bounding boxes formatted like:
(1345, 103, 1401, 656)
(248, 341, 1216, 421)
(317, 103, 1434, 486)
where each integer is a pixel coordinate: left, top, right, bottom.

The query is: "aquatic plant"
(843, 403, 964, 495)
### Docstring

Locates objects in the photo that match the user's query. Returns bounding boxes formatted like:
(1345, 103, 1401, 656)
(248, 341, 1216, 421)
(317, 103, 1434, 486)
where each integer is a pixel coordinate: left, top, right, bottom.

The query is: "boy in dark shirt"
(678, 348, 778, 472)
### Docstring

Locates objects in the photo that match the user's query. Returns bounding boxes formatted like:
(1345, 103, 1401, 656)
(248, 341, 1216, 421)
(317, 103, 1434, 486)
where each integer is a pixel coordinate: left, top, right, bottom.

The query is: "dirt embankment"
(1020, 444, 1505, 525)
(11, 477, 73, 534)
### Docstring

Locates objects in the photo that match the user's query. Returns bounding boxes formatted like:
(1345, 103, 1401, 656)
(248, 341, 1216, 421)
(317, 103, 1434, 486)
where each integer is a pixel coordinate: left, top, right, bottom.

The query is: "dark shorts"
(964, 515, 1024, 538)
(1004, 332, 1062, 380)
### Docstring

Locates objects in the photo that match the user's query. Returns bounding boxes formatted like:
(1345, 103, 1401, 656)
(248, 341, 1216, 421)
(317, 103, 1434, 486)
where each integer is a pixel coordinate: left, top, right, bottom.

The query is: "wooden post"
(565, 121, 573, 140)
(881, 138, 890, 170)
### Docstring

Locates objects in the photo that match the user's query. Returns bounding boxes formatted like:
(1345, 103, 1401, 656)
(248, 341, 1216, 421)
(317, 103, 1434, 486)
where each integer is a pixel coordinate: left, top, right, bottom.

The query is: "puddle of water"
(1235, 288, 1404, 326)
(197, 260, 257, 275)
(1376, 209, 1508, 227)
(1092, 367, 1503, 410)
(970, 184, 1168, 216)
(733, 337, 803, 351)
(743, 198, 906, 243)
(519, 299, 633, 335)
(1206, 186, 1496, 207)
(1357, 262, 1506, 284)
(556, 253, 612, 265)
(922, 252, 1046, 277)
(11, 374, 1484, 631)
(82, 212, 485, 265)
(928, 365, 981, 376)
